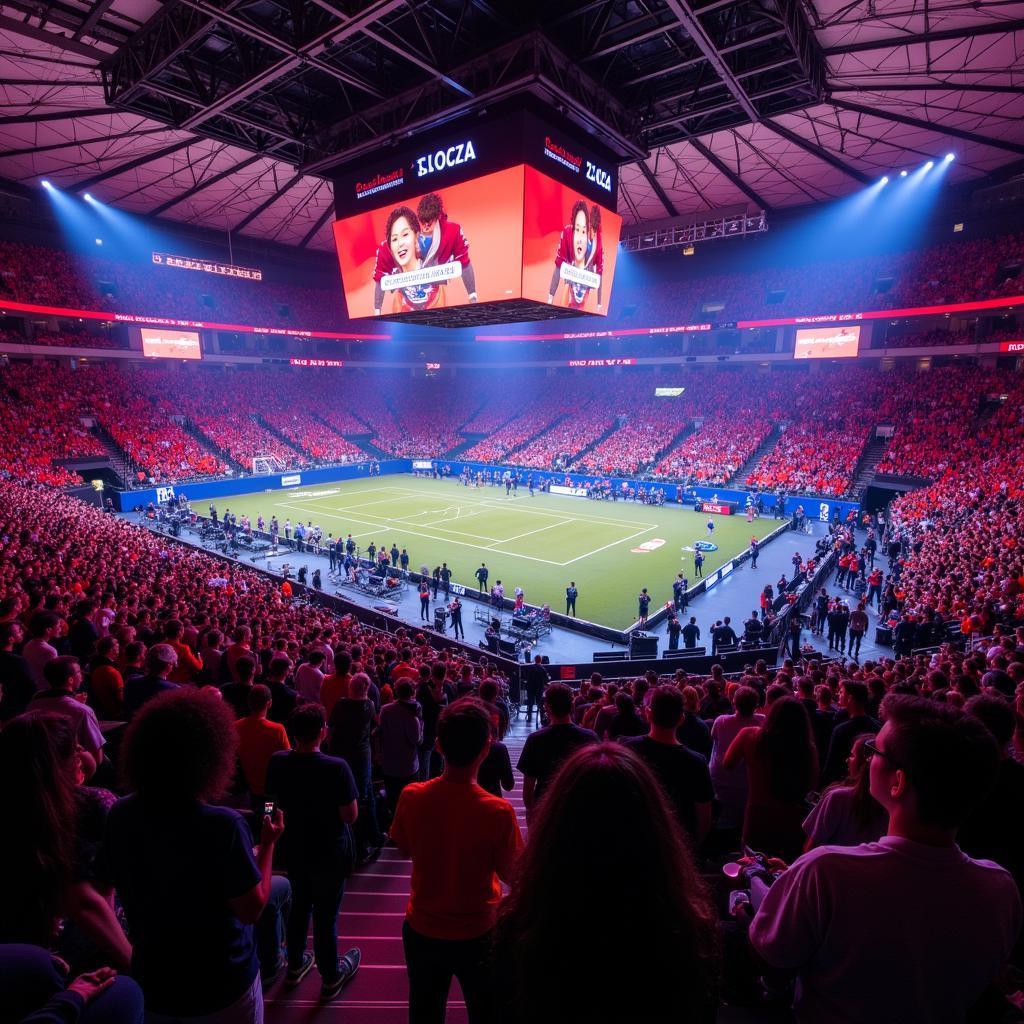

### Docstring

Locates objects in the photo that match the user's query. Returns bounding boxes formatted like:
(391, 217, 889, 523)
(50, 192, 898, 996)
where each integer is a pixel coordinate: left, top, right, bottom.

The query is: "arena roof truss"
(0, 0, 1021, 251)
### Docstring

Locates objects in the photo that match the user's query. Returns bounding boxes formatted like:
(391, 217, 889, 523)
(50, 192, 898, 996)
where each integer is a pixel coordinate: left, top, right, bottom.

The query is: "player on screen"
(547, 199, 601, 311)
(377, 206, 446, 315)
(372, 192, 475, 314)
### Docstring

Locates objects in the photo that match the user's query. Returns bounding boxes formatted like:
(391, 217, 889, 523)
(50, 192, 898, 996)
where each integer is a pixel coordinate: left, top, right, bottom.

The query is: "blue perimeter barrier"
(115, 458, 860, 523)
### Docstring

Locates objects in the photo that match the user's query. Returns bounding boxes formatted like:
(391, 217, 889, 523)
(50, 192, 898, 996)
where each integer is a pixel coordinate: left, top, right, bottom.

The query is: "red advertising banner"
(999, 340, 1024, 353)
(696, 501, 735, 515)
(289, 358, 345, 367)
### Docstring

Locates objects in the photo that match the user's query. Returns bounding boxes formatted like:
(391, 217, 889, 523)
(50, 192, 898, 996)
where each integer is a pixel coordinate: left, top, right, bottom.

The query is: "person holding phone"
(100, 688, 286, 1023)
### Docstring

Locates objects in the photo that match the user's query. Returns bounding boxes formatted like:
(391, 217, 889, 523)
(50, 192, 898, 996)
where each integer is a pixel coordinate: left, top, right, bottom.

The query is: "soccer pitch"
(217, 476, 778, 628)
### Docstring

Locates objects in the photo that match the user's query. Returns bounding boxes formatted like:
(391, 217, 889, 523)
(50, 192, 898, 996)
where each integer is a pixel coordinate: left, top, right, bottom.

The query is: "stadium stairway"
(732, 424, 784, 486)
(264, 716, 534, 1023)
(561, 415, 622, 467)
(88, 423, 132, 487)
(501, 413, 570, 461)
(181, 418, 249, 475)
(849, 435, 889, 498)
(252, 415, 313, 462)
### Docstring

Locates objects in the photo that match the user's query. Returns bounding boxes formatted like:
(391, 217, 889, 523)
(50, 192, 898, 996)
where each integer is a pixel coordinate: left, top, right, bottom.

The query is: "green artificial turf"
(216, 476, 778, 628)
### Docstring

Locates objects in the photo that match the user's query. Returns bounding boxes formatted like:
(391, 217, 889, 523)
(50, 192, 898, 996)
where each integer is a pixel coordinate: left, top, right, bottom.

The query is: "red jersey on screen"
(373, 213, 470, 283)
(421, 213, 470, 268)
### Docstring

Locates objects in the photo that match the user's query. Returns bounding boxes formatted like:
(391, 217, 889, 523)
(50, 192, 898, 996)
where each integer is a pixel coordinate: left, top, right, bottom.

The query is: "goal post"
(252, 453, 286, 476)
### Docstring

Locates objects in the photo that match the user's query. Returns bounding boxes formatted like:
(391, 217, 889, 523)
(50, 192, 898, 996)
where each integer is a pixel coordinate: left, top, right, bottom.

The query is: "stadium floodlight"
(40, 180, 52, 189)
(945, 153, 955, 162)
(924, 161, 934, 170)
(95, 238, 103, 246)
(900, 170, 908, 178)
(880, 176, 889, 185)
(83, 193, 93, 202)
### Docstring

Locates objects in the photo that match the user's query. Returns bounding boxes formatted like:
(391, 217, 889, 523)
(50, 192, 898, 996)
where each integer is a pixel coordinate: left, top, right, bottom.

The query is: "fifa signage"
(819, 503, 831, 522)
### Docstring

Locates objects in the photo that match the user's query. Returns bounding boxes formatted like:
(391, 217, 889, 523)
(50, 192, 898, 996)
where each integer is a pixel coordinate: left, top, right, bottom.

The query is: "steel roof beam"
(232, 170, 305, 232)
(686, 133, 774, 210)
(662, 0, 760, 121)
(637, 158, 680, 216)
(148, 152, 264, 215)
(0, 107, 113, 126)
(69, 137, 195, 192)
(833, 99, 1024, 157)
(824, 18, 1024, 55)
(762, 116, 872, 183)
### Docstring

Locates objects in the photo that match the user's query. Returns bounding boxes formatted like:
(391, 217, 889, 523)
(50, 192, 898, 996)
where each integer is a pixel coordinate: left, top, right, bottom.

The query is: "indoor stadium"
(1, 1, 1023, 1021)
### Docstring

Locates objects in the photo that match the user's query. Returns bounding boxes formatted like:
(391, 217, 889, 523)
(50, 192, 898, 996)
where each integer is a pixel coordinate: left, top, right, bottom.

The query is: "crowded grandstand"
(2, 1, 1024, 1023)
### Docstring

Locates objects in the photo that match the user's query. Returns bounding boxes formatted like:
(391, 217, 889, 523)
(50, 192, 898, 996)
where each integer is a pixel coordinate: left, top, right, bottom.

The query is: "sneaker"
(285, 951, 315, 989)
(320, 948, 361, 1002)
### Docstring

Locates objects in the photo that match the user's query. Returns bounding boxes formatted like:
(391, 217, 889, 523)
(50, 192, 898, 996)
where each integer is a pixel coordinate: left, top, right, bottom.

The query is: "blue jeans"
(255, 875, 291, 977)
(0, 943, 144, 1024)
(285, 863, 347, 981)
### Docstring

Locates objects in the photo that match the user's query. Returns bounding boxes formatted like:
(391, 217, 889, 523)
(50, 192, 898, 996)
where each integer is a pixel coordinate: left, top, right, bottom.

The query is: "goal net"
(252, 453, 286, 475)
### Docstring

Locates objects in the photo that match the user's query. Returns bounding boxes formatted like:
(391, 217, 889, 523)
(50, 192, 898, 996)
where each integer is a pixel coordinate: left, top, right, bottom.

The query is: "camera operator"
(747, 695, 1021, 1023)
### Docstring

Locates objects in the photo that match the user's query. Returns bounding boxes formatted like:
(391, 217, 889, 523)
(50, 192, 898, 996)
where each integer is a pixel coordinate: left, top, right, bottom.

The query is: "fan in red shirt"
(372, 192, 476, 314)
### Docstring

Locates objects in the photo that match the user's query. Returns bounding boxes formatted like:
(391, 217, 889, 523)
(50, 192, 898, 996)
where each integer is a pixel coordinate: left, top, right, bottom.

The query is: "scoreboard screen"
(333, 164, 621, 320)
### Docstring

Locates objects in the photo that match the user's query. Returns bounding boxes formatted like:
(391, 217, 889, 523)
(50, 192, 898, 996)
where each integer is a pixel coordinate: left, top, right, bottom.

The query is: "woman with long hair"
(493, 743, 720, 1023)
(724, 696, 819, 861)
(103, 688, 284, 1022)
(0, 713, 131, 969)
(802, 732, 887, 850)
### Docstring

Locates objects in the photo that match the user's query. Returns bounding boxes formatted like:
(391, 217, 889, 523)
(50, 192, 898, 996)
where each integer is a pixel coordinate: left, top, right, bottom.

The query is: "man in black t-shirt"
(625, 686, 713, 843)
(266, 705, 360, 1001)
(517, 683, 598, 818)
(525, 656, 549, 721)
(681, 617, 701, 649)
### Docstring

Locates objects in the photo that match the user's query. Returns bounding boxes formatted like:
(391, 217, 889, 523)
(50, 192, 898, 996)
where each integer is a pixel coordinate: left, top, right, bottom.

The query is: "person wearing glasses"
(749, 695, 1022, 1023)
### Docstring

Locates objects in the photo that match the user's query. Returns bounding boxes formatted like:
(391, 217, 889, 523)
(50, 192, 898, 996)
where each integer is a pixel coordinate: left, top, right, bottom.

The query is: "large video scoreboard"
(330, 109, 623, 326)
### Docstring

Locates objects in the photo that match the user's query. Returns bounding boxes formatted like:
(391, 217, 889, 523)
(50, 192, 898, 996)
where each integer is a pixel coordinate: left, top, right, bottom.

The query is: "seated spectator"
(750, 695, 1021, 1023)
(0, 714, 130, 969)
(959, 696, 1024, 911)
(88, 636, 124, 720)
(724, 696, 819, 861)
(265, 704, 360, 1001)
(122, 643, 179, 721)
(220, 655, 258, 719)
(100, 688, 285, 1022)
(391, 698, 522, 1024)
(493, 742, 719, 1023)
(803, 733, 887, 850)
(0, 619, 33, 723)
(0, 945, 143, 1024)
(29, 656, 106, 767)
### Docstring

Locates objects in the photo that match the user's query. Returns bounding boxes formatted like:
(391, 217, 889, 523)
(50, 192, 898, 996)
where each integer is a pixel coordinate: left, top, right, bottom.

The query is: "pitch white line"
(275, 501, 565, 565)
(560, 525, 659, 565)
(485, 518, 573, 548)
